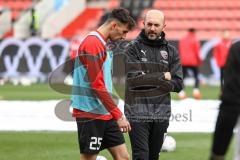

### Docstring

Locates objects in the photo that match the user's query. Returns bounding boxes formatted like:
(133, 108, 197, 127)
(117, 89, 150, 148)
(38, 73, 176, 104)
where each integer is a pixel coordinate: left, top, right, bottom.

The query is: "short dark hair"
(107, 8, 136, 30)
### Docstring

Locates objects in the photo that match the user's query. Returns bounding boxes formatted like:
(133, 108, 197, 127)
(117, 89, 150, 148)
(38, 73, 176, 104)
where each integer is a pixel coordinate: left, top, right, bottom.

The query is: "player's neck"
(97, 25, 110, 41)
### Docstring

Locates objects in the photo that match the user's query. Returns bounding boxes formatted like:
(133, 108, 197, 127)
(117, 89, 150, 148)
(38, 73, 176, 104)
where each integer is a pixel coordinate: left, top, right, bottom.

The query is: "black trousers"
(211, 103, 240, 156)
(129, 121, 169, 160)
(220, 67, 225, 91)
(182, 66, 200, 88)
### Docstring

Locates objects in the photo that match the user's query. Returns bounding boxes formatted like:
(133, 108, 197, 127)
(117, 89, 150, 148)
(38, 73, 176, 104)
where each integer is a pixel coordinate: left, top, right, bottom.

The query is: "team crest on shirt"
(160, 50, 168, 60)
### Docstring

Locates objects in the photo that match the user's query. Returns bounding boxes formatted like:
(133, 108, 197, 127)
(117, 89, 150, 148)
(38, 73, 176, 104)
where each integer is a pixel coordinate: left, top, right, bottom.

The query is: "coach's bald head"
(143, 10, 166, 40)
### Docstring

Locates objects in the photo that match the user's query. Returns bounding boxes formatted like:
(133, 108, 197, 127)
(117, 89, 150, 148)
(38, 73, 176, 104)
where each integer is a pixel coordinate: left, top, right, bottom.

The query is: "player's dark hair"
(107, 8, 136, 30)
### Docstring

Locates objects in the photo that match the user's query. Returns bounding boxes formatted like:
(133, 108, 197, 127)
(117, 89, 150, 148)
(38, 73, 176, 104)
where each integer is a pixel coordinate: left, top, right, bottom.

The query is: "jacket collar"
(137, 29, 168, 47)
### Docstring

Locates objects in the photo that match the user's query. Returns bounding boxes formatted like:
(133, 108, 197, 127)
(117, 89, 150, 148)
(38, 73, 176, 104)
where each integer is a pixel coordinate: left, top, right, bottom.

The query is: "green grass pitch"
(0, 83, 220, 100)
(0, 84, 234, 159)
(0, 132, 234, 160)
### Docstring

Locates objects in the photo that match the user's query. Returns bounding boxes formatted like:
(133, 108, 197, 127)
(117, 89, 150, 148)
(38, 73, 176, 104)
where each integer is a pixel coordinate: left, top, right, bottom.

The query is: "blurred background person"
(178, 28, 202, 99)
(29, 7, 39, 36)
(213, 30, 232, 91)
(209, 41, 240, 160)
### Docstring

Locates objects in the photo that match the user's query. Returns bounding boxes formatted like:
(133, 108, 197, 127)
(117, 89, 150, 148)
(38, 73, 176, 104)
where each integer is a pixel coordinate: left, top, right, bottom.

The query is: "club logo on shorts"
(160, 50, 168, 60)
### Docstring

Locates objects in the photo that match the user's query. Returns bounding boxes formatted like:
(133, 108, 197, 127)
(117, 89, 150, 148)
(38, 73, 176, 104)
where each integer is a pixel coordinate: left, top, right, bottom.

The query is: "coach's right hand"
(117, 116, 131, 133)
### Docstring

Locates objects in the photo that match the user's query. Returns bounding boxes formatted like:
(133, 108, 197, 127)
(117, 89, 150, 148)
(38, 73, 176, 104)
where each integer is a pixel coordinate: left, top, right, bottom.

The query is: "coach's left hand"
(164, 72, 171, 80)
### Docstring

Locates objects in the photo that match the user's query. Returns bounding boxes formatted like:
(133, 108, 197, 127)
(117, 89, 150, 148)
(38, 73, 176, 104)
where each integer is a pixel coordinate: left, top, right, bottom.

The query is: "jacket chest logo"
(160, 50, 168, 60)
(140, 49, 148, 62)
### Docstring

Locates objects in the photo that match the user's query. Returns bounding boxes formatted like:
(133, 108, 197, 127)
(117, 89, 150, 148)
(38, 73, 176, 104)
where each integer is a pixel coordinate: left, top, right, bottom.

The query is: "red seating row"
(163, 9, 240, 20)
(165, 29, 240, 40)
(127, 28, 240, 40)
(139, 7, 240, 21)
(154, 0, 240, 9)
(145, 0, 240, 40)
(166, 19, 240, 30)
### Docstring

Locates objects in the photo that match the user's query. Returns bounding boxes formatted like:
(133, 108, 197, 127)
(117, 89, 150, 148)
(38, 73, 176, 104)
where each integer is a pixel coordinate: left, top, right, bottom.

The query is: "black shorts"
(76, 118, 125, 154)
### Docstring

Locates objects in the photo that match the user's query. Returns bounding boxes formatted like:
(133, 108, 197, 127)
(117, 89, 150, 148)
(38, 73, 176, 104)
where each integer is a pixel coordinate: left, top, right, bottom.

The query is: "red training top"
(179, 32, 201, 66)
(72, 31, 122, 121)
(213, 39, 231, 68)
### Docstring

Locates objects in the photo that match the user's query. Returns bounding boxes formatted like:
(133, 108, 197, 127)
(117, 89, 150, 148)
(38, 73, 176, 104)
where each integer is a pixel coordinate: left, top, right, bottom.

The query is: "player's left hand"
(164, 72, 171, 80)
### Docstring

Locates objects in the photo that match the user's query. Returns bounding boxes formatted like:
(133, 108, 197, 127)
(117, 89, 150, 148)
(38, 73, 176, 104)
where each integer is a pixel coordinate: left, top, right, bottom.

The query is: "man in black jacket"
(124, 9, 183, 160)
(210, 41, 240, 160)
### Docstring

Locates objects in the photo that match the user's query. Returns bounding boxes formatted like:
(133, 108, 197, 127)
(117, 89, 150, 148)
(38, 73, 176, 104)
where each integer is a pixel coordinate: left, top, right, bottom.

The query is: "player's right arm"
(79, 36, 130, 132)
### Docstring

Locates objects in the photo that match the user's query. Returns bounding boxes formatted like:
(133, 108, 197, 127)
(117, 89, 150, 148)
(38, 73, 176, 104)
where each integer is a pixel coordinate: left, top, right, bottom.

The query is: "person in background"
(209, 41, 240, 160)
(29, 8, 38, 36)
(178, 28, 202, 99)
(213, 30, 232, 91)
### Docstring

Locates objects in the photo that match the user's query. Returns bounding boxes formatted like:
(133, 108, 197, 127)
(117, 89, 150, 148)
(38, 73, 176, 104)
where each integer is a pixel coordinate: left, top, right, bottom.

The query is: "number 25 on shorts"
(89, 137, 103, 150)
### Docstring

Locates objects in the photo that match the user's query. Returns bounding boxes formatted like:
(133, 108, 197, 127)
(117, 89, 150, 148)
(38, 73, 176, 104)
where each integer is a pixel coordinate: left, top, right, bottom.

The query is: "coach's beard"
(147, 32, 161, 40)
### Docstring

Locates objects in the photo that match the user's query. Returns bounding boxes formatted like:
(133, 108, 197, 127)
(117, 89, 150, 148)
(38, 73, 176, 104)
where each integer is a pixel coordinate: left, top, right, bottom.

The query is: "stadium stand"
(151, 0, 240, 40)
(59, 0, 155, 39)
(59, 0, 118, 38)
(60, 0, 153, 39)
(60, 8, 104, 38)
(1, 0, 240, 40)
(41, 0, 85, 38)
(120, 0, 153, 20)
(0, 7, 11, 38)
(14, 0, 56, 38)
(0, 0, 33, 21)
(0, 0, 33, 38)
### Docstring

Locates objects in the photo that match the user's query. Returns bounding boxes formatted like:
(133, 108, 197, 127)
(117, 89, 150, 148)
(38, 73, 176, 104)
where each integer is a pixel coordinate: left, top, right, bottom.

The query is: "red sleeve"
(78, 36, 122, 120)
